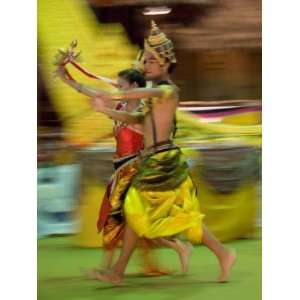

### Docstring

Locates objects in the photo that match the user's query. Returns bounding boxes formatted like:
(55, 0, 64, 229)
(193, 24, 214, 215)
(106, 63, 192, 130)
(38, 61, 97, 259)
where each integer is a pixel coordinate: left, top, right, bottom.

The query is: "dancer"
(56, 65, 191, 275)
(88, 21, 236, 285)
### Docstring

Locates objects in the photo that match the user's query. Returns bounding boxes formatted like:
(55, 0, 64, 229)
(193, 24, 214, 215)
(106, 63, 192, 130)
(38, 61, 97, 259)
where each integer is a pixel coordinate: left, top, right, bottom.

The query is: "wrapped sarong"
(97, 154, 139, 249)
(124, 144, 205, 243)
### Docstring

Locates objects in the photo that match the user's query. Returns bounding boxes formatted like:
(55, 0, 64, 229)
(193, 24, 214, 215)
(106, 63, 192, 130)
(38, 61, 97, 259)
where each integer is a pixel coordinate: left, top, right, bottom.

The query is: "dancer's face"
(117, 77, 136, 91)
(144, 52, 169, 80)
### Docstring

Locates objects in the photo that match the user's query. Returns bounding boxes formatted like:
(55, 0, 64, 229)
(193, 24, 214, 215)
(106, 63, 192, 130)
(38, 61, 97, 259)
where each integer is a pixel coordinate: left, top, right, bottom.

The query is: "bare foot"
(218, 249, 237, 283)
(175, 239, 193, 274)
(93, 269, 122, 285)
(143, 267, 175, 277)
(81, 268, 101, 280)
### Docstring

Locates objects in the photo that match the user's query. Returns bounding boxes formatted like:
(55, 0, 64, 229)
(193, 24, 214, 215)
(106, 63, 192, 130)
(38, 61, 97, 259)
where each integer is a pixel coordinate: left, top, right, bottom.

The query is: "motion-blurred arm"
(55, 66, 115, 108)
(91, 97, 145, 124)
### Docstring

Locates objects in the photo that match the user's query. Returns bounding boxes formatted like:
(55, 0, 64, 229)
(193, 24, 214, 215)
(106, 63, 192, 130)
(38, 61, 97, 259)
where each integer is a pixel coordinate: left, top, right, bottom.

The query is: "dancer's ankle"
(112, 265, 125, 277)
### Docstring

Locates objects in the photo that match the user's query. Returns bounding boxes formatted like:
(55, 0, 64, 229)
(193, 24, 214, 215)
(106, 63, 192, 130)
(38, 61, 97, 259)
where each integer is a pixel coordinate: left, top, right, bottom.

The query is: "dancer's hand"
(91, 96, 110, 112)
(55, 66, 68, 80)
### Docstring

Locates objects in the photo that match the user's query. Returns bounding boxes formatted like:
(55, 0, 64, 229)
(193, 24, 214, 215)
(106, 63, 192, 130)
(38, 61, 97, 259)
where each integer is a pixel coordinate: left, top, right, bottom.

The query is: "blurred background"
(37, 1, 261, 299)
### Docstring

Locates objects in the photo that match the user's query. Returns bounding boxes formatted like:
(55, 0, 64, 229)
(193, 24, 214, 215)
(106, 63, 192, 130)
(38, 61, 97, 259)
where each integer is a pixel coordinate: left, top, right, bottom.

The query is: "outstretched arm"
(109, 88, 164, 101)
(105, 83, 177, 102)
(102, 109, 144, 124)
(91, 97, 145, 124)
(56, 66, 111, 98)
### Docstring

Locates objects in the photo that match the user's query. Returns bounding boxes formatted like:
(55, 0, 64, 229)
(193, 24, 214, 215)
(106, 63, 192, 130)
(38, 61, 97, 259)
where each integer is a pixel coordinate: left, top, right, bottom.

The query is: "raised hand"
(91, 96, 111, 113)
(55, 66, 68, 79)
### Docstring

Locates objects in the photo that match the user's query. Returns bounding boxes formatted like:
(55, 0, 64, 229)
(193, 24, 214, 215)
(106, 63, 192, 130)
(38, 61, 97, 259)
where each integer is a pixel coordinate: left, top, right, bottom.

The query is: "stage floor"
(38, 236, 261, 300)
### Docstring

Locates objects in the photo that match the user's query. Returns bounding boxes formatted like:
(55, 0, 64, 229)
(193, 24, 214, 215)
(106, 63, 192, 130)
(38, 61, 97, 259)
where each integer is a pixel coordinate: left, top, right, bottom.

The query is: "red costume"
(97, 102, 143, 249)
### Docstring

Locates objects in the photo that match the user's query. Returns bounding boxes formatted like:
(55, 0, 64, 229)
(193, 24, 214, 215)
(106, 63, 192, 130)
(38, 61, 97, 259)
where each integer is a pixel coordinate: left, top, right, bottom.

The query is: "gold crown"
(144, 20, 176, 65)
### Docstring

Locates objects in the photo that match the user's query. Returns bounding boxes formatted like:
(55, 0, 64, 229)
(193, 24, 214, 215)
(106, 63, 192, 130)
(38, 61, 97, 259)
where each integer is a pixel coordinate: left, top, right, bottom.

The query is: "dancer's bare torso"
(142, 86, 178, 148)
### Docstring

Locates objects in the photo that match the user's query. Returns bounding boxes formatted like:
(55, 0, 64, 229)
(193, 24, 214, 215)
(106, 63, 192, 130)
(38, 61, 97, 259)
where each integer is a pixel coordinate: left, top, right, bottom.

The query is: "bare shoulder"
(156, 83, 179, 103)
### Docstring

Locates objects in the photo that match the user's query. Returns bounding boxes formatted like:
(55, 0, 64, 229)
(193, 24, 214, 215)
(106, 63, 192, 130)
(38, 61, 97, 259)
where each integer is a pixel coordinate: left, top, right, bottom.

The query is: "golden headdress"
(144, 20, 177, 65)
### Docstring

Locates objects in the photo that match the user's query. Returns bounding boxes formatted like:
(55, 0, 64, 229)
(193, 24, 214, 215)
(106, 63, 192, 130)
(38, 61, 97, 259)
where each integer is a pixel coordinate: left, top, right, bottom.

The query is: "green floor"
(38, 236, 261, 300)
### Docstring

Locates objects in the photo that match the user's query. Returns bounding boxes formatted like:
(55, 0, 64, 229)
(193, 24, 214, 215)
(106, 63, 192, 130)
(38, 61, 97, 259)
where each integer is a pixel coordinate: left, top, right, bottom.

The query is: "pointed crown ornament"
(144, 20, 177, 65)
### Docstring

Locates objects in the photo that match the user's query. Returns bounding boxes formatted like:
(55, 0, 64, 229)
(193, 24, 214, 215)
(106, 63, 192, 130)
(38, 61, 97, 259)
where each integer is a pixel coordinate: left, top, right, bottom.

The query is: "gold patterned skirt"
(124, 147, 205, 243)
(97, 155, 139, 249)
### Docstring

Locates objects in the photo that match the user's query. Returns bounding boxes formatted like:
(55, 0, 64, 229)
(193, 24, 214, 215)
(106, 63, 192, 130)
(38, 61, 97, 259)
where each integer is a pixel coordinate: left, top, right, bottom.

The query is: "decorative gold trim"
(143, 20, 177, 65)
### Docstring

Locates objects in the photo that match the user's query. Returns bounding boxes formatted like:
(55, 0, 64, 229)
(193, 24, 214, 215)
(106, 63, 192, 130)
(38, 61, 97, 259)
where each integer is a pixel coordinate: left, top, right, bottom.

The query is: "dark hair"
(118, 69, 146, 87)
(168, 62, 177, 74)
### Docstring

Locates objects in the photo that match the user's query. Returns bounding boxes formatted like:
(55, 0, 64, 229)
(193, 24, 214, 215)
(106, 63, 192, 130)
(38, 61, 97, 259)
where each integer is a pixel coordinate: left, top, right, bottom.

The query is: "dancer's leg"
(94, 224, 138, 284)
(155, 238, 193, 274)
(202, 225, 236, 282)
(102, 248, 115, 269)
(139, 239, 160, 275)
(139, 239, 174, 276)
(82, 248, 115, 279)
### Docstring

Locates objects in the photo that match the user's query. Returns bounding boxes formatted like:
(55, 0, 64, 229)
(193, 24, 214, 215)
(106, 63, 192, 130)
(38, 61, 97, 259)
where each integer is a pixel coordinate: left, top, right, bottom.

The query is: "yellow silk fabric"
(124, 175, 204, 244)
